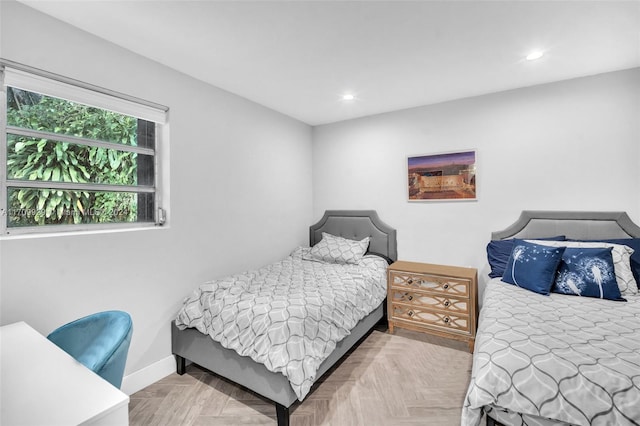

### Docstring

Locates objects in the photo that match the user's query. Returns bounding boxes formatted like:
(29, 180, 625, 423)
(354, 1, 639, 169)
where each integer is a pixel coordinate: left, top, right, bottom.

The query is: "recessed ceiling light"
(342, 93, 355, 101)
(526, 50, 544, 61)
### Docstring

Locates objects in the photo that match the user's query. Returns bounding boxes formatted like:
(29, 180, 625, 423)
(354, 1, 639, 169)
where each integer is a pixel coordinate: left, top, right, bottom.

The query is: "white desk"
(1, 321, 129, 425)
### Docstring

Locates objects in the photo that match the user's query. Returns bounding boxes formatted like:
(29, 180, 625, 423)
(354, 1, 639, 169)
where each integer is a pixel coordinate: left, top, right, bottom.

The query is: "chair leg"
(275, 402, 289, 426)
(176, 355, 186, 375)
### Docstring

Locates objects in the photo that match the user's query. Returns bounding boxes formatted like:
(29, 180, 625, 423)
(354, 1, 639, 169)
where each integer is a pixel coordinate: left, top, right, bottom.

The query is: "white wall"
(313, 68, 640, 292)
(0, 1, 313, 392)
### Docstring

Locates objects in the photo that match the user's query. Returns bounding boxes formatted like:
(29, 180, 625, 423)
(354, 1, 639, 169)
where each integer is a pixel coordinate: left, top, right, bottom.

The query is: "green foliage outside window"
(6, 88, 140, 226)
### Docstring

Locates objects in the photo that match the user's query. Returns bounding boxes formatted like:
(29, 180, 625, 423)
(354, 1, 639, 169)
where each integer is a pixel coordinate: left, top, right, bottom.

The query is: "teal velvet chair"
(47, 310, 133, 389)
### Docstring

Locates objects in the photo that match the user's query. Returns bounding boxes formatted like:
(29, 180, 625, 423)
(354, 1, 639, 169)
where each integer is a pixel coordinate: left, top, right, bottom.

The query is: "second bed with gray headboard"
(463, 211, 640, 426)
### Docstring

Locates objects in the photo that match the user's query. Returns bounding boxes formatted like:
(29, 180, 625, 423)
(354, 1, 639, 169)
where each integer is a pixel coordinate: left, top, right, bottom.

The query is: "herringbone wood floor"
(129, 327, 474, 426)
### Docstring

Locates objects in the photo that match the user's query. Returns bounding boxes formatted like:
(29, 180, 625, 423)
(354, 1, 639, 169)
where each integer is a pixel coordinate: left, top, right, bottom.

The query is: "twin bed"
(171, 210, 397, 426)
(463, 211, 640, 426)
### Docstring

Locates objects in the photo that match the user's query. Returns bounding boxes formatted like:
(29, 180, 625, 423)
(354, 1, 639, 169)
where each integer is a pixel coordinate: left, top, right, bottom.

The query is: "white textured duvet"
(175, 247, 388, 401)
(462, 278, 640, 426)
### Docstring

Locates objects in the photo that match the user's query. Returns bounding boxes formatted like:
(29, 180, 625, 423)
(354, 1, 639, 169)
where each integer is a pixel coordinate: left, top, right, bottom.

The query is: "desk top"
(1, 321, 129, 425)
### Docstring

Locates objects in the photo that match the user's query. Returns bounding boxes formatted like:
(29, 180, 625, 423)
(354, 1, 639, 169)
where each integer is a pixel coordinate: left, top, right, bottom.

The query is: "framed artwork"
(407, 150, 476, 201)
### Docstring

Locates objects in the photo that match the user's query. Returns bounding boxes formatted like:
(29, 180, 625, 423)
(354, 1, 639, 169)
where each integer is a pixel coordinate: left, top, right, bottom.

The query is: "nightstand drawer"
(389, 271, 470, 298)
(391, 304, 470, 333)
(391, 290, 470, 314)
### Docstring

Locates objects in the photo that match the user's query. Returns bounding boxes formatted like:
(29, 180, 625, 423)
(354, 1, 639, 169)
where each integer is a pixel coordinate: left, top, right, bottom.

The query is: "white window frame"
(0, 60, 169, 236)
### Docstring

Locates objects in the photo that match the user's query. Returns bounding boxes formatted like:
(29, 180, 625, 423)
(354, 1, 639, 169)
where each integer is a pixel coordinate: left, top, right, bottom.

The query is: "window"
(1, 62, 168, 235)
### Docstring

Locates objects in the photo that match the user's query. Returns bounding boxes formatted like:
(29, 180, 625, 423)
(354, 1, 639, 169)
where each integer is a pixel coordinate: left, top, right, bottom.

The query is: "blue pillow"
(553, 247, 626, 301)
(487, 236, 566, 278)
(574, 238, 640, 285)
(501, 240, 566, 295)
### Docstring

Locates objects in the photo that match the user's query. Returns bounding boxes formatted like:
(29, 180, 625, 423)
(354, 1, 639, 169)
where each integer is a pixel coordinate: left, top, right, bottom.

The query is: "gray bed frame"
(485, 210, 640, 426)
(171, 210, 397, 426)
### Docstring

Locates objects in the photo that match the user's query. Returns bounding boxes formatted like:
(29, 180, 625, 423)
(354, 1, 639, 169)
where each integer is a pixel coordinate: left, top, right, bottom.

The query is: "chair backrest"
(47, 310, 133, 388)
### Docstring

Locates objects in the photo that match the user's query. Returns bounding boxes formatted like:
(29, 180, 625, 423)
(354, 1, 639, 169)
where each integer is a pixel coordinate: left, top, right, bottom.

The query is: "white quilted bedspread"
(175, 247, 388, 401)
(462, 278, 640, 426)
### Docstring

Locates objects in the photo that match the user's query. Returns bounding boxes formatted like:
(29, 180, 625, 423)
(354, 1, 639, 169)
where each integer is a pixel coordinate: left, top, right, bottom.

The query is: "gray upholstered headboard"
(492, 211, 640, 240)
(310, 210, 398, 261)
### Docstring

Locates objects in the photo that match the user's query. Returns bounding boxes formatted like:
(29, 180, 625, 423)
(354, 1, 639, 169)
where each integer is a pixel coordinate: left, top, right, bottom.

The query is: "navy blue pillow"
(553, 247, 625, 301)
(501, 240, 566, 295)
(487, 236, 566, 278)
(573, 238, 640, 286)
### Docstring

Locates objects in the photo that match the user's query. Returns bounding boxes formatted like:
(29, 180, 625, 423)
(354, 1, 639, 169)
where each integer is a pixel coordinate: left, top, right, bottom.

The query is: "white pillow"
(306, 232, 370, 265)
(527, 240, 638, 296)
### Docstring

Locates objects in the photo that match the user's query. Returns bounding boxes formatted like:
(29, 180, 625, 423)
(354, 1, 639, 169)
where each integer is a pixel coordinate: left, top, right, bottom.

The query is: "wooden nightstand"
(387, 261, 478, 353)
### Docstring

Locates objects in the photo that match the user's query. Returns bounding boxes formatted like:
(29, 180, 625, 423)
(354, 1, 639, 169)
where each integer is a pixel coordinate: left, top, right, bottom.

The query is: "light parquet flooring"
(129, 327, 474, 426)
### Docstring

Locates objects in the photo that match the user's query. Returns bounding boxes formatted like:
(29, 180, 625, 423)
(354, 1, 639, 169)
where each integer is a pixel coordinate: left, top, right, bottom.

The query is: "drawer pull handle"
(443, 283, 450, 290)
(408, 310, 415, 317)
(407, 279, 413, 284)
(443, 316, 451, 324)
(407, 295, 413, 301)
(444, 300, 450, 307)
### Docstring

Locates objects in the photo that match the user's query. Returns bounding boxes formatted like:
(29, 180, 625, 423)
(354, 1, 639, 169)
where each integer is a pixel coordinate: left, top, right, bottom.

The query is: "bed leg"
(176, 355, 186, 375)
(275, 402, 290, 426)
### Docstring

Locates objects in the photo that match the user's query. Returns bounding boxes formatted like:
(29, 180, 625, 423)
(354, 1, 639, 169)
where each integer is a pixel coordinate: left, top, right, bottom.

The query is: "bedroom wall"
(0, 1, 313, 393)
(312, 68, 640, 294)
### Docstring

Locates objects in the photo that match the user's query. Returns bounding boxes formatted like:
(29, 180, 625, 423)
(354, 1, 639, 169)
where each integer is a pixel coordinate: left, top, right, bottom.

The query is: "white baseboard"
(120, 355, 176, 396)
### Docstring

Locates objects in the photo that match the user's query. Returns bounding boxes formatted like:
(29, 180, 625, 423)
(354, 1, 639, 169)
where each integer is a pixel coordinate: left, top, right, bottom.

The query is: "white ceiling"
(17, 0, 640, 125)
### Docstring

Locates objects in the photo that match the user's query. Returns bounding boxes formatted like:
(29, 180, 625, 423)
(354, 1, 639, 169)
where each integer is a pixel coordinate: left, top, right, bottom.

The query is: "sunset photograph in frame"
(407, 150, 476, 201)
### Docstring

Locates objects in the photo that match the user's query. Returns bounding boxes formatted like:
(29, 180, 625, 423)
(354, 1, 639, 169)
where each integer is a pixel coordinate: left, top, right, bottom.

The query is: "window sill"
(0, 223, 168, 240)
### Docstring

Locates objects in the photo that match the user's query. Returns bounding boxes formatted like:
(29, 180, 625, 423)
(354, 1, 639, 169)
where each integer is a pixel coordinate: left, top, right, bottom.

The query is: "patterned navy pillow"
(577, 238, 640, 293)
(487, 236, 566, 278)
(533, 239, 637, 296)
(501, 239, 566, 295)
(553, 247, 625, 301)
